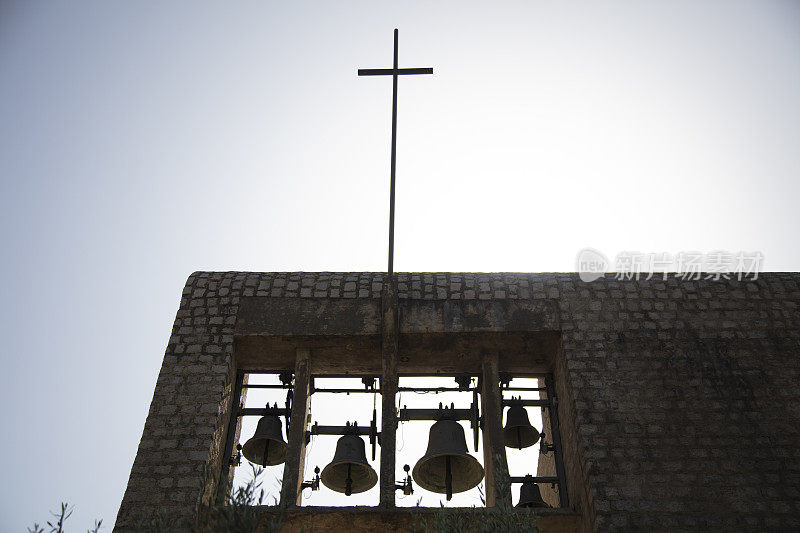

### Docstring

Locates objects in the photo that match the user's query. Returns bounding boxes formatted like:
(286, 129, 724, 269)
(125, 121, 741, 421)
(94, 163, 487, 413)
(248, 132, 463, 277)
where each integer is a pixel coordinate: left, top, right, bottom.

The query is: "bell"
(517, 475, 549, 508)
(241, 415, 287, 466)
(503, 404, 540, 449)
(320, 434, 378, 495)
(412, 419, 484, 500)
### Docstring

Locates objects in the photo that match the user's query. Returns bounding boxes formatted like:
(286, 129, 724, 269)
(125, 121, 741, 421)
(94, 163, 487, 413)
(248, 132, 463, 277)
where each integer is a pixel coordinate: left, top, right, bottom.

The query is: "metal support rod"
(307, 425, 376, 436)
(236, 407, 290, 418)
(501, 399, 551, 408)
(399, 373, 485, 378)
(500, 387, 547, 392)
(545, 375, 569, 508)
(311, 388, 383, 394)
(311, 374, 381, 379)
(398, 386, 479, 393)
(397, 407, 473, 421)
(510, 476, 559, 484)
(241, 384, 291, 390)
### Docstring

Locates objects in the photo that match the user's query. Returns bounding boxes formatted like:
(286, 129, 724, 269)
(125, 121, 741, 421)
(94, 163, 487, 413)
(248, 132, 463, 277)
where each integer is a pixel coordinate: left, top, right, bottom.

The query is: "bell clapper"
(445, 455, 452, 501)
(345, 463, 353, 496)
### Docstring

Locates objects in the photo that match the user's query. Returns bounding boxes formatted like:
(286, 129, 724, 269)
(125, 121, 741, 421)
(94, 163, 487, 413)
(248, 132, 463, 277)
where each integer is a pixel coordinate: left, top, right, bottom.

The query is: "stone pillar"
(281, 348, 312, 507)
(379, 275, 399, 507)
(480, 353, 511, 508)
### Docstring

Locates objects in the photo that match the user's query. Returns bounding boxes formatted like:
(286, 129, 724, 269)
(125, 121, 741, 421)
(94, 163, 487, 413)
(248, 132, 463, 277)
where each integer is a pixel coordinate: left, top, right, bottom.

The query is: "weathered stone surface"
(236, 297, 380, 336)
(400, 298, 559, 333)
(267, 506, 583, 532)
(116, 272, 800, 532)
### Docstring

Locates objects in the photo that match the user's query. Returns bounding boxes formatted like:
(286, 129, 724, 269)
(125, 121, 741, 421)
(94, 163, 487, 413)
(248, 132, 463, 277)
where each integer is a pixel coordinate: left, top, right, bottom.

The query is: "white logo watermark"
(576, 249, 763, 282)
(576, 248, 609, 282)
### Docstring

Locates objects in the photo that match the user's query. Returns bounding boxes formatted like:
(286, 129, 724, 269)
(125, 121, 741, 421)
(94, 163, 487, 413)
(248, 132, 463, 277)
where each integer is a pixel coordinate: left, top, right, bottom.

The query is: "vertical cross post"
(389, 29, 398, 276)
(359, 29, 432, 275)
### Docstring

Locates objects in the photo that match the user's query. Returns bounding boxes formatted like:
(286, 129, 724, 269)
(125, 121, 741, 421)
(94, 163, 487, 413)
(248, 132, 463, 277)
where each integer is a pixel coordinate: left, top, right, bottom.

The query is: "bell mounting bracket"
(309, 375, 382, 394)
(397, 391, 482, 452)
(304, 409, 381, 460)
(228, 443, 243, 467)
(301, 466, 321, 492)
(538, 431, 555, 455)
(511, 474, 559, 493)
(235, 387, 293, 429)
(501, 397, 551, 408)
(237, 402, 291, 424)
(510, 474, 558, 484)
(395, 464, 413, 496)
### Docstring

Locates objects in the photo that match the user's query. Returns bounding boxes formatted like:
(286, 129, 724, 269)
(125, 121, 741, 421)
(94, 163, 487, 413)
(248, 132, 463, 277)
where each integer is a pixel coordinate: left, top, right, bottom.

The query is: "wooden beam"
(480, 353, 511, 508)
(280, 348, 311, 507)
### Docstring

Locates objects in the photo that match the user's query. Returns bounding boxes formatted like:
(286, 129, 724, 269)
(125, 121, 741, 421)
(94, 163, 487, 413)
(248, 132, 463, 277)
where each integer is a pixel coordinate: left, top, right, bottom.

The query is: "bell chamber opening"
(501, 376, 557, 509)
(395, 375, 486, 508)
(222, 368, 569, 511)
(302, 376, 382, 507)
(230, 372, 290, 505)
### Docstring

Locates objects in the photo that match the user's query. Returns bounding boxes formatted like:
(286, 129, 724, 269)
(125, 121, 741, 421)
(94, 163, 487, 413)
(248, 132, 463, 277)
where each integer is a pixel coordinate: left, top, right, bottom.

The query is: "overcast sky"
(1, 1, 799, 530)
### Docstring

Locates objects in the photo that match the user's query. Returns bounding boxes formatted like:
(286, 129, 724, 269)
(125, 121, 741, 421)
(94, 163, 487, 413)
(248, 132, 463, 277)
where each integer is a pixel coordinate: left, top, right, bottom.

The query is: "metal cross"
(359, 29, 433, 276)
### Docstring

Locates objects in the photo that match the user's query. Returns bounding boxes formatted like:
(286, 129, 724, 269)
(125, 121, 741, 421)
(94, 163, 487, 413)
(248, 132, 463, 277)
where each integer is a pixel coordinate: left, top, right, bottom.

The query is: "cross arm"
(358, 67, 433, 76)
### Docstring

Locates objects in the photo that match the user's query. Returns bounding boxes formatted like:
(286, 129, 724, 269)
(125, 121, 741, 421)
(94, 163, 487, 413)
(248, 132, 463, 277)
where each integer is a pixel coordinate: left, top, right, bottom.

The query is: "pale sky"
(1, 1, 799, 530)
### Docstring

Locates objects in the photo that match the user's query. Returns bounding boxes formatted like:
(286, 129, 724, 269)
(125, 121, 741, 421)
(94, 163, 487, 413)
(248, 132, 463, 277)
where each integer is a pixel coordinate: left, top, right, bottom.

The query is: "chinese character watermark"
(576, 249, 763, 282)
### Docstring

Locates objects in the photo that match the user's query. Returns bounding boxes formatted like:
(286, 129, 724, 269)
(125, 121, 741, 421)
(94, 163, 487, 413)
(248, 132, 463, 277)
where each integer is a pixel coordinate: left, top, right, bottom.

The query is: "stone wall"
(116, 272, 800, 531)
(555, 273, 800, 531)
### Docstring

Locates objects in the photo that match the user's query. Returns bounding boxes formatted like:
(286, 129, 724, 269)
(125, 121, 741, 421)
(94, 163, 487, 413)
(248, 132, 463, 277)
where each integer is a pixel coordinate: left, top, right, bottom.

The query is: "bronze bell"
(503, 404, 540, 449)
(320, 434, 378, 495)
(241, 415, 287, 467)
(412, 419, 484, 500)
(517, 475, 549, 508)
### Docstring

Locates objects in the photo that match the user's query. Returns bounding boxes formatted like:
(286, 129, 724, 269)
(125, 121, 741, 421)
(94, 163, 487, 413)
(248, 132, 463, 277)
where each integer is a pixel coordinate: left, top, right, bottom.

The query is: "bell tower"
(113, 29, 800, 533)
(115, 271, 800, 531)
